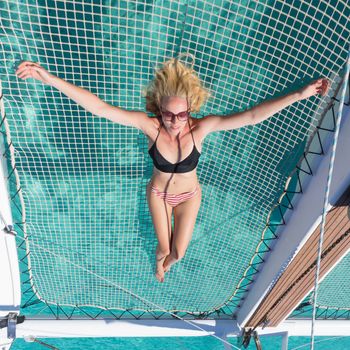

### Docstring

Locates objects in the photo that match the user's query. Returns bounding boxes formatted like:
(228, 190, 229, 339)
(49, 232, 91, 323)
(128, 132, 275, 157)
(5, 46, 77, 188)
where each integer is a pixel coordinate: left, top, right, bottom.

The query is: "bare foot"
(155, 255, 166, 283)
(163, 253, 177, 274)
(163, 263, 170, 273)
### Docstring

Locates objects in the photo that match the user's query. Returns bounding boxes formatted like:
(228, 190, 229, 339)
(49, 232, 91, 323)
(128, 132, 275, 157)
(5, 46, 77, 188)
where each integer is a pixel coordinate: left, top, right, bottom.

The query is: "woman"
(15, 55, 330, 282)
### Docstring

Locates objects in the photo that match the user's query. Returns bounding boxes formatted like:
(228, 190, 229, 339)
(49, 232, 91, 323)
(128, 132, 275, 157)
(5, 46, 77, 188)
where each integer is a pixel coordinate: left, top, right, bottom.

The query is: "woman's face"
(160, 96, 189, 133)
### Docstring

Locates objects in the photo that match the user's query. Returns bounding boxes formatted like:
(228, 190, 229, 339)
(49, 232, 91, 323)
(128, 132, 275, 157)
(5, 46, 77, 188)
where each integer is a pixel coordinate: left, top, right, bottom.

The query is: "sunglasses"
(160, 108, 191, 121)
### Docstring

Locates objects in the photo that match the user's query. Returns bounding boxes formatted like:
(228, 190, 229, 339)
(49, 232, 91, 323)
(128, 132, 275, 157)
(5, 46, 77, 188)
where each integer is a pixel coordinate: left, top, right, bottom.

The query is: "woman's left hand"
(299, 78, 330, 100)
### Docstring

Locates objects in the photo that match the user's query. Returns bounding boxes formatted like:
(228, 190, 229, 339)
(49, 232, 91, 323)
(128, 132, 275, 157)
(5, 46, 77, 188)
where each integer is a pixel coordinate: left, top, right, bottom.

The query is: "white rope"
(310, 47, 350, 350)
(15, 234, 241, 350)
(0, 89, 13, 233)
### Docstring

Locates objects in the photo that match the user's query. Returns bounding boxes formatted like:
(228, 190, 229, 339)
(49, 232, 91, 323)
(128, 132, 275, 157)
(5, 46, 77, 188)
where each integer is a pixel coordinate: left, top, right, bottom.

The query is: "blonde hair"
(143, 53, 210, 115)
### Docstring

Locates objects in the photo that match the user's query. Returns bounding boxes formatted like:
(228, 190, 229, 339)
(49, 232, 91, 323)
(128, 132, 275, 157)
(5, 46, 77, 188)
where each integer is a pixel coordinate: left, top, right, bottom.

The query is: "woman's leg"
(163, 186, 202, 272)
(147, 183, 173, 282)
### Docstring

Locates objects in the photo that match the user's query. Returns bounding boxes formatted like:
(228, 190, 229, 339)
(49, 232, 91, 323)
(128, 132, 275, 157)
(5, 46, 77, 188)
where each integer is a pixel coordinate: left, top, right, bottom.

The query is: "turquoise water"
(10, 336, 350, 349)
(3, 0, 349, 320)
(2, 0, 350, 349)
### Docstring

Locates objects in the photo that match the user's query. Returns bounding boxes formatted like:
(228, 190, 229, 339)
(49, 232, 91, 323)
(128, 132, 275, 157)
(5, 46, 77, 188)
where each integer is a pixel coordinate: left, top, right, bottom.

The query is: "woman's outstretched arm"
(199, 78, 330, 135)
(250, 78, 329, 125)
(15, 61, 151, 131)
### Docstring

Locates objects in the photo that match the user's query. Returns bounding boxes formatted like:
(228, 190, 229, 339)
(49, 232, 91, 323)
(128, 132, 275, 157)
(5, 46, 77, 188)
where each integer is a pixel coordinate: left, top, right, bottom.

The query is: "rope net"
(291, 251, 350, 320)
(316, 253, 350, 310)
(1, 0, 350, 318)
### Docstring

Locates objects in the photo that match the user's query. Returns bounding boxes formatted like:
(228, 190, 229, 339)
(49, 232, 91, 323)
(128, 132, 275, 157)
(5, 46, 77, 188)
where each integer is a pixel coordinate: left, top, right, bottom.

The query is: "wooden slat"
(245, 184, 350, 328)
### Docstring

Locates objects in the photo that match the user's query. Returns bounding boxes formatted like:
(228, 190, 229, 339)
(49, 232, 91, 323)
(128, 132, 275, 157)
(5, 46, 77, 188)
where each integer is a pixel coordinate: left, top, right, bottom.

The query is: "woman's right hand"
(15, 61, 55, 85)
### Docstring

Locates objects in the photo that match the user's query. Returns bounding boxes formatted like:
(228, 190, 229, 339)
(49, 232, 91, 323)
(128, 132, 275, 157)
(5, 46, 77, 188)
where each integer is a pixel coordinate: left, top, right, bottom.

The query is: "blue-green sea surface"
(10, 336, 350, 349)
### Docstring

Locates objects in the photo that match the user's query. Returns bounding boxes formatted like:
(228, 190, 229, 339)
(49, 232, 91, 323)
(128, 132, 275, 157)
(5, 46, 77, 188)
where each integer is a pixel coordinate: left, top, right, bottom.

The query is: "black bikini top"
(148, 120, 201, 173)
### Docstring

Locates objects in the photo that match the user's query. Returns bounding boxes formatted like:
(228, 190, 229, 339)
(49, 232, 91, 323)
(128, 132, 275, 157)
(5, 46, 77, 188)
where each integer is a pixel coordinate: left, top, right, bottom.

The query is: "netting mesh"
(290, 250, 350, 320)
(316, 252, 350, 309)
(1, 0, 350, 317)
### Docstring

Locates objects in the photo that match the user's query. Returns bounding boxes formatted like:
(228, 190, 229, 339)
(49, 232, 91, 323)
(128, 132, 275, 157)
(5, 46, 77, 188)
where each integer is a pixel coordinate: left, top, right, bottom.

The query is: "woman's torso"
(146, 117, 203, 194)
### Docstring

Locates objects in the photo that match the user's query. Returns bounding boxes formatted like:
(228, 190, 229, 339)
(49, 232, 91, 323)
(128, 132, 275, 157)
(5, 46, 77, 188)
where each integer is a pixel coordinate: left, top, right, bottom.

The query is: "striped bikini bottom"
(150, 184, 200, 207)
